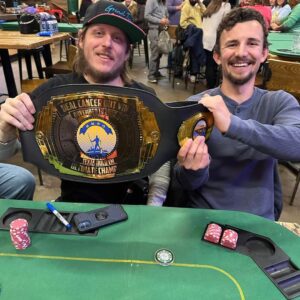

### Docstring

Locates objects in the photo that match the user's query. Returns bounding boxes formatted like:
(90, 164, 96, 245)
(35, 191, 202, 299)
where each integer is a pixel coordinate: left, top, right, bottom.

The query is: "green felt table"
(0, 200, 299, 300)
(0, 21, 82, 33)
(268, 32, 300, 59)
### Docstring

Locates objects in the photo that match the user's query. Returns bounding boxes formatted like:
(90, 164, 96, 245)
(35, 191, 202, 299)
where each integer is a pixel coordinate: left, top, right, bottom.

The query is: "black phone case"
(73, 204, 128, 232)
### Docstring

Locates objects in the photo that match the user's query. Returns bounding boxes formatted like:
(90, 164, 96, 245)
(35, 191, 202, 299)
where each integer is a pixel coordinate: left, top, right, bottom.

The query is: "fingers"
(199, 93, 213, 111)
(0, 93, 35, 131)
(177, 138, 194, 165)
(177, 136, 209, 171)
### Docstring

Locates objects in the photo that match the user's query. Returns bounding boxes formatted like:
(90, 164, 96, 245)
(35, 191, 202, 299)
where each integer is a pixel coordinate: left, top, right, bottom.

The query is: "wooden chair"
(265, 58, 300, 206)
(265, 57, 300, 100)
(43, 44, 77, 78)
(128, 36, 149, 69)
(21, 79, 48, 94)
(279, 161, 300, 206)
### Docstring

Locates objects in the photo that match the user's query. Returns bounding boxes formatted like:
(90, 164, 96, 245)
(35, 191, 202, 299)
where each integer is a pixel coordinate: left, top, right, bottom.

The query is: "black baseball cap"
(83, 0, 145, 43)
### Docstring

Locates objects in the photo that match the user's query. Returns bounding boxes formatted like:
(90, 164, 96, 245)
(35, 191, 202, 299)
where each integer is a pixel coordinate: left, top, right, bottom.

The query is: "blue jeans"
(0, 163, 35, 200)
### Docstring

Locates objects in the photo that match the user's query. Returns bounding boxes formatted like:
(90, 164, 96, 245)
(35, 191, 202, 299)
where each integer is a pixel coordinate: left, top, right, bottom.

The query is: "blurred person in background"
(271, 0, 291, 24)
(202, 0, 231, 88)
(145, 0, 169, 83)
(246, 0, 272, 28)
(271, 0, 299, 31)
(167, 0, 184, 25)
(180, 0, 206, 83)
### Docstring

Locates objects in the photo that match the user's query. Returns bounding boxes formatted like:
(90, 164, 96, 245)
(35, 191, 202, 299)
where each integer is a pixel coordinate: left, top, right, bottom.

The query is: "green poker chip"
(154, 249, 174, 266)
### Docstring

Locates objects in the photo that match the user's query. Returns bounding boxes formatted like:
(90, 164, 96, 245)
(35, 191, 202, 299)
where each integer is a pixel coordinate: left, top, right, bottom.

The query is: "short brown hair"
(214, 8, 269, 54)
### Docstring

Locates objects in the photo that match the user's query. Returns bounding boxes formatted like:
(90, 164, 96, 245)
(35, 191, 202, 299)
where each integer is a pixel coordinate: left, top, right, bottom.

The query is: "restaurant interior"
(0, 0, 299, 224)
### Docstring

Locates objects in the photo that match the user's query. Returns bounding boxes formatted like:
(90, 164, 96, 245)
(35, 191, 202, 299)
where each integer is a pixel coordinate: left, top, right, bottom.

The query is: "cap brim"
(84, 14, 145, 44)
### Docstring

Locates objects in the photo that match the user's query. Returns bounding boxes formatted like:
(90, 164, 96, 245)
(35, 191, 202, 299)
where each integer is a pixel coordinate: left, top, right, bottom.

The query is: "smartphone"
(73, 204, 128, 233)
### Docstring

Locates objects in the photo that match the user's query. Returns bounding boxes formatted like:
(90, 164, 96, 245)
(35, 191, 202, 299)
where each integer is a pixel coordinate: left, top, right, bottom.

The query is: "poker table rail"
(0, 200, 299, 300)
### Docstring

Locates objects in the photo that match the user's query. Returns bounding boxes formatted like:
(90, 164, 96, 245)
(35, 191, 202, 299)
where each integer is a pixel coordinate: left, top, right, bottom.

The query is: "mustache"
(97, 51, 114, 60)
(229, 58, 256, 64)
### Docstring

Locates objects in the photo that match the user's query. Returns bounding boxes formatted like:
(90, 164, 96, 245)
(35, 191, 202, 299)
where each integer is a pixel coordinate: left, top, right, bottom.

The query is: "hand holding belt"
(19, 84, 213, 183)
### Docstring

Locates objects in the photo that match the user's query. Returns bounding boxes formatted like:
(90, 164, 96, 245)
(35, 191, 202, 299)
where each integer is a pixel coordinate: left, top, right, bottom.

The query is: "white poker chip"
(154, 249, 174, 266)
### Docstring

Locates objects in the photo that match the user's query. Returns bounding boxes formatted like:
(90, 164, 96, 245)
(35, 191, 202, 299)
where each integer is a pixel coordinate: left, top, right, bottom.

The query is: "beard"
(223, 70, 255, 85)
(77, 49, 125, 83)
(222, 58, 258, 85)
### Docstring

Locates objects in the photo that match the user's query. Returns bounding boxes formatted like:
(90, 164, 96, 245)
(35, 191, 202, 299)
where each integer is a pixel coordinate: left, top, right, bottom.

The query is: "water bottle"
(48, 15, 58, 34)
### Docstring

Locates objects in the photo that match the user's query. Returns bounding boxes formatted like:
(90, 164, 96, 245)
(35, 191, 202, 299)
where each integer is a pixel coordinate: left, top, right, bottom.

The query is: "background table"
(268, 32, 300, 60)
(0, 200, 299, 300)
(0, 21, 82, 33)
(0, 30, 69, 97)
(0, 14, 18, 21)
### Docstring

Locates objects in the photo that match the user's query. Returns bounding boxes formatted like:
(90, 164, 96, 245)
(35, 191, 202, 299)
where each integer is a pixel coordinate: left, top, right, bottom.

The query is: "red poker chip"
(220, 229, 238, 249)
(10, 218, 28, 230)
(204, 223, 222, 244)
(9, 219, 31, 250)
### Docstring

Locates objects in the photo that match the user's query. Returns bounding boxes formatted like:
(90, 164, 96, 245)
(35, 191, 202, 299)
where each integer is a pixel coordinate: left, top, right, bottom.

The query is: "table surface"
(0, 21, 82, 33)
(268, 32, 300, 60)
(0, 14, 18, 21)
(0, 30, 69, 50)
(0, 200, 299, 300)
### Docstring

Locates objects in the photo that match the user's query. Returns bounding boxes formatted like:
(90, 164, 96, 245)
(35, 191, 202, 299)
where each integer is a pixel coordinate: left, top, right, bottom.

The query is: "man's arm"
(0, 93, 36, 160)
(179, 2, 190, 29)
(200, 92, 300, 161)
(280, 5, 300, 31)
(147, 161, 171, 206)
(144, 0, 162, 24)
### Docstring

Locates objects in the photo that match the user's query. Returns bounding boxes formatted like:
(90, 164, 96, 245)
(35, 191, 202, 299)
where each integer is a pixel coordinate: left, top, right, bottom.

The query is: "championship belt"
(20, 84, 213, 183)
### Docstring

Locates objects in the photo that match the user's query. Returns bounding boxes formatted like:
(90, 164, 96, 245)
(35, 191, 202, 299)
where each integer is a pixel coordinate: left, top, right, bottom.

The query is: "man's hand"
(177, 136, 210, 171)
(270, 22, 281, 31)
(160, 17, 169, 26)
(199, 94, 231, 134)
(0, 93, 36, 133)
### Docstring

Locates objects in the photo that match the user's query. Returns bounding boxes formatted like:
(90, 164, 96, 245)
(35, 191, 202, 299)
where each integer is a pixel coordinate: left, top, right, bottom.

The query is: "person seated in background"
(174, 8, 300, 221)
(246, 0, 272, 29)
(0, 0, 170, 206)
(0, 126, 35, 200)
(271, 0, 300, 32)
(167, 0, 184, 25)
(180, 0, 206, 83)
(271, 0, 291, 24)
(202, 0, 231, 88)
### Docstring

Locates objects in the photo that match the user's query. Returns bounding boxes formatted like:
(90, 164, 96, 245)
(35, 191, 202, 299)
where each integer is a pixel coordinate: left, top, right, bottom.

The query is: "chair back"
(67, 44, 78, 69)
(167, 25, 178, 41)
(266, 58, 300, 100)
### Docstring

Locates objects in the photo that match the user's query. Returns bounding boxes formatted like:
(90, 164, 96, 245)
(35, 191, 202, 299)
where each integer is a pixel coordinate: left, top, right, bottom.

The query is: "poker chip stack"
(220, 229, 238, 250)
(203, 223, 222, 244)
(9, 219, 31, 250)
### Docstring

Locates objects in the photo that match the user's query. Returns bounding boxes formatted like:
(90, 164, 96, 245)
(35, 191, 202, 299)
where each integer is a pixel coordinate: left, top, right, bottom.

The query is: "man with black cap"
(0, 0, 170, 205)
